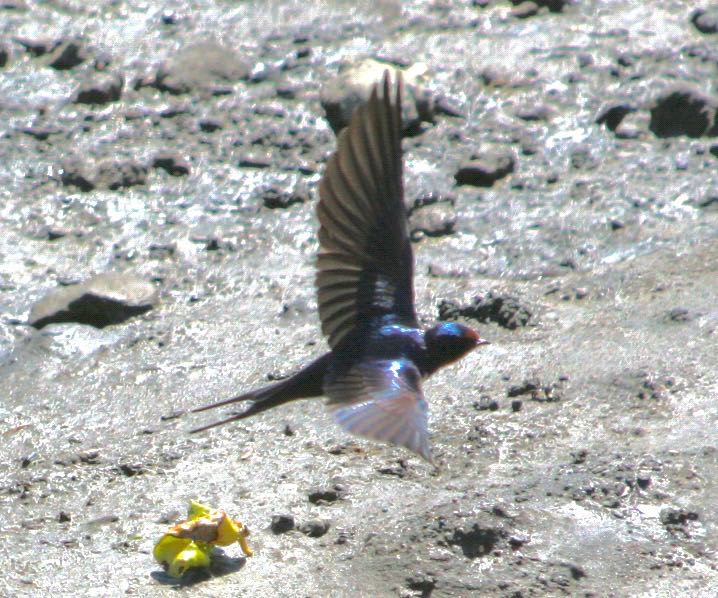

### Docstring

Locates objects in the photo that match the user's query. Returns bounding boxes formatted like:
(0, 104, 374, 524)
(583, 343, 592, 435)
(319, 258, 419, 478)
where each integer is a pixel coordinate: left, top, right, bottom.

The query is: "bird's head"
(424, 322, 488, 374)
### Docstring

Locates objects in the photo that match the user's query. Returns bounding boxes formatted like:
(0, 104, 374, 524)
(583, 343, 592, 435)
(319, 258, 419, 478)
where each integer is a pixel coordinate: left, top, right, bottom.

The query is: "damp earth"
(1, 1, 717, 596)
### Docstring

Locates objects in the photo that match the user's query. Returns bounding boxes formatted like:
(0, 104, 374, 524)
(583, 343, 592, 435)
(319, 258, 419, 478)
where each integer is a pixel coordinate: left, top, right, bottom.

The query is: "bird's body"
(192, 72, 487, 461)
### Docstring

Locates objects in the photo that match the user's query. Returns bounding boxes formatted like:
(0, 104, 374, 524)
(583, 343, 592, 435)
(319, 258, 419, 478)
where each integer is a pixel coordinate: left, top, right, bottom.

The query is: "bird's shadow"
(151, 550, 247, 587)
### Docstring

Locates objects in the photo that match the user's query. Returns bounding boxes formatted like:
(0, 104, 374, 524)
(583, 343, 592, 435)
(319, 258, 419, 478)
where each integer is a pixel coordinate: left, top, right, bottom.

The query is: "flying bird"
(192, 71, 488, 461)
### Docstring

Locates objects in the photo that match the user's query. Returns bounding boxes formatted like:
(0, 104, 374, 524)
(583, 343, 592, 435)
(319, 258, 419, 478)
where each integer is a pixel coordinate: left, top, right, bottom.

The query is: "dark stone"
(60, 160, 95, 192)
(160, 11, 178, 25)
(238, 154, 272, 169)
(148, 243, 175, 260)
(270, 514, 295, 534)
(667, 307, 691, 322)
(74, 72, 124, 105)
(299, 519, 330, 537)
(596, 103, 635, 131)
(262, 187, 306, 209)
(473, 397, 499, 411)
(514, 104, 552, 121)
(507, 379, 540, 397)
(22, 126, 61, 140)
(117, 463, 145, 477)
(694, 195, 718, 209)
(660, 507, 699, 527)
(649, 88, 717, 138)
(376, 459, 409, 478)
(47, 40, 87, 70)
(152, 153, 190, 176)
(410, 192, 456, 212)
(438, 292, 531, 330)
(433, 95, 463, 117)
(158, 104, 191, 118)
(454, 153, 514, 187)
(447, 523, 504, 559)
(636, 475, 651, 490)
(199, 118, 223, 133)
(508, 535, 528, 548)
(571, 449, 588, 464)
(508, 378, 562, 402)
(29, 272, 157, 329)
(510, 0, 569, 10)
(276, 83, 298, 99)
(406, 573, 436, 597)
(308, 484, 345, 504)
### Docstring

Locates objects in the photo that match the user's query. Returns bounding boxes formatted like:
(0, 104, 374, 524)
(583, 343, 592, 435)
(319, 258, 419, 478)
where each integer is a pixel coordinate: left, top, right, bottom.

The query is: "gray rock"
(14, 36, 58, 57)
(320, 59, 432, 133)
(614, 111, 649, 139)
(59, 154, 143, 192)
(409, 201, 457, 240)
(511, 1, 539, 18)
(692, 7, 718, 34)
(153, 40, 251, 94)
(29, 272, 158, 329)
(95, 159, 147, 190)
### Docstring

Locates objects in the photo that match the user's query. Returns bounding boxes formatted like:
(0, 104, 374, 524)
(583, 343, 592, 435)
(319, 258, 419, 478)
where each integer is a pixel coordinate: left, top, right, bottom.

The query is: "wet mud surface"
(1, 1, 717, 596)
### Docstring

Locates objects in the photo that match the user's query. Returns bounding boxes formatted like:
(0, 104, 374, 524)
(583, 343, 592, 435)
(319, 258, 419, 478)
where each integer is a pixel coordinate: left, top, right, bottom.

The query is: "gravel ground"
(1, 1, 717, 596)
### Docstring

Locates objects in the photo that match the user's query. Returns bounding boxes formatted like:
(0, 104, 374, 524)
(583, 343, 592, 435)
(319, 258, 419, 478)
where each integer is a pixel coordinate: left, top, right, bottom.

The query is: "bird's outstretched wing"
(325, 358, 431, 461)
(316, 71, 417, 349)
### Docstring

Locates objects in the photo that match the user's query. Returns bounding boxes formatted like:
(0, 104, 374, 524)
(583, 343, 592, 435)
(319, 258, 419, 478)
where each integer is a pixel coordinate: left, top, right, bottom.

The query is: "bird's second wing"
(325, 358, 431, 461)
(316, 71, 416, 349)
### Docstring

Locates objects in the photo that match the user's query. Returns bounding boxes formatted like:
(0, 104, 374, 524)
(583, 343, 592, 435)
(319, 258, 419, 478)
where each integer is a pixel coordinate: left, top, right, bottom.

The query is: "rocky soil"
(1, 1, 717, 596)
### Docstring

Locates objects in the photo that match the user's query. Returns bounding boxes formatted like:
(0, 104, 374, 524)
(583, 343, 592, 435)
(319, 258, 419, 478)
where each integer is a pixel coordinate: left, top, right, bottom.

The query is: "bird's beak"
(476, 337, 490, 347)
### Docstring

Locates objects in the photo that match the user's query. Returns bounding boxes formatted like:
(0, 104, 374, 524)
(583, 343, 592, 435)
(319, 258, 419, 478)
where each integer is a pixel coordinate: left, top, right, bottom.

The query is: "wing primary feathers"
(315, 69, 416, 349)
(343, 110, 378, 209)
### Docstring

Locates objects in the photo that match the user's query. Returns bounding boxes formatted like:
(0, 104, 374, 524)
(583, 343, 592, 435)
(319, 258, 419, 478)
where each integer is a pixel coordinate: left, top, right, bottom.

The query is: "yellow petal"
(153, 534, 192, 567)
(187, 500, 211, 520)
(215, 514, 241, 546)
(168, 543, 211, 578)
(237, 526, 254, 558)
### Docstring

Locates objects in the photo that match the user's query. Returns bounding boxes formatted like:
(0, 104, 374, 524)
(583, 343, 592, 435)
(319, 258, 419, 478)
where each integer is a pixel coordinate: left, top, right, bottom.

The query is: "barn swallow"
(191, 71, 488, 461)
